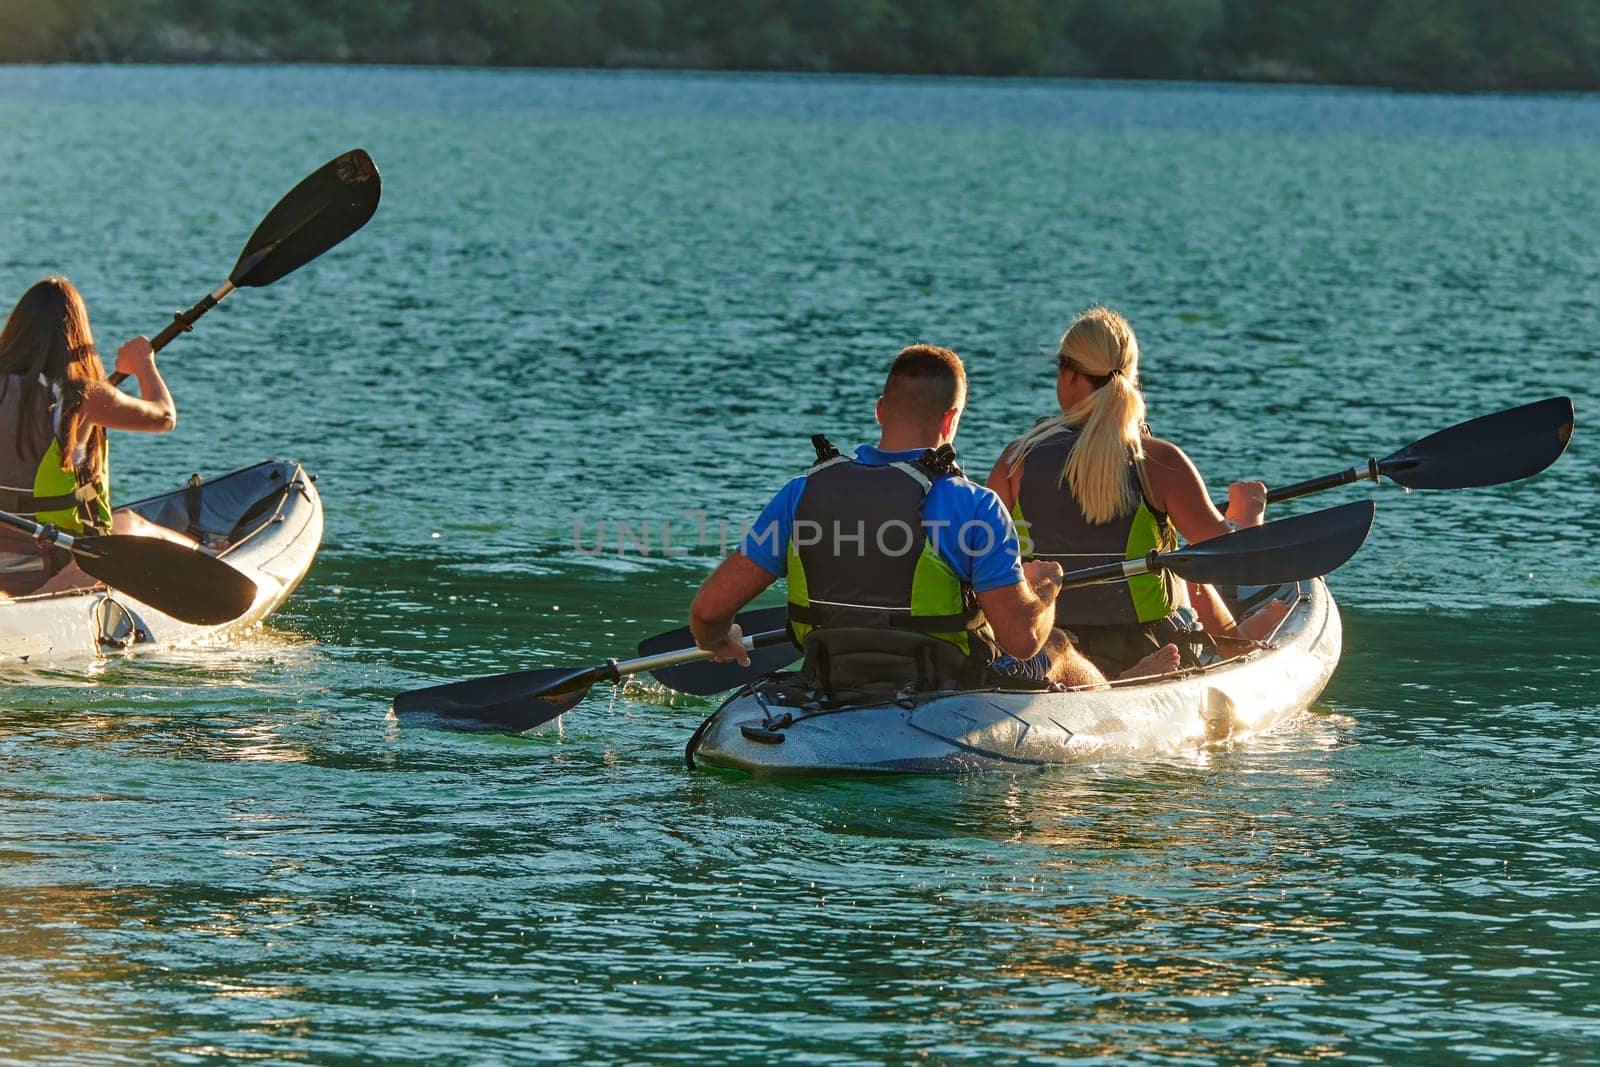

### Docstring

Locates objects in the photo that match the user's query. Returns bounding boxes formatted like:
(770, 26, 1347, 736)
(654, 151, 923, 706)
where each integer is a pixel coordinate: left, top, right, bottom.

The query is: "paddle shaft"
(672, 520, 1344, 683)
(1264, 459, 1380, 505)
(107, 280, 238, 386)
(104, 147, 380, 389)
(0, 508, 86, 549)
(1212, 460, 1380, 511)
(606, 627, 792, 683)
(1042, 541, 1274, 589)
(395, 502, 1370, 724)
(654, 499, 1368, 699)
(1216, 397, 1574, 509)
(1050, 554, 1159, 589)
(665, 542, 1275, 663)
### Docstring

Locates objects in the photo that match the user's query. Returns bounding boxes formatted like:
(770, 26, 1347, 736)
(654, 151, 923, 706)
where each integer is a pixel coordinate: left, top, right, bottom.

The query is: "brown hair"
(0, 277, 106, 481)
(881, 343, 966, 424)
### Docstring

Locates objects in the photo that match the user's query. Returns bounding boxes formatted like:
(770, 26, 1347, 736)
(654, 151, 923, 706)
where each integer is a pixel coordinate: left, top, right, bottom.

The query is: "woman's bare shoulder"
(1140, 436, 1192, 469)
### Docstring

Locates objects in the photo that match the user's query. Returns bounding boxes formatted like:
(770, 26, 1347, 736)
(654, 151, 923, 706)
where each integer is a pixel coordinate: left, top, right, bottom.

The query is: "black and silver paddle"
(637, 605, 795, 695)
(0, 509, 258, 625)
(109, 147, 382, 383)
(1236, 397, 1573, 507)
(1064, 499, 1374, 588)
(392, 500, 1374, 734)
(391, 606, 797, 735)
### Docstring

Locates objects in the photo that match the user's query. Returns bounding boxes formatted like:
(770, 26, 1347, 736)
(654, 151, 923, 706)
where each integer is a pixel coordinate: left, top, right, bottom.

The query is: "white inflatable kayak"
(0, 459, 322, 666)
(686, 577, 1341, 775)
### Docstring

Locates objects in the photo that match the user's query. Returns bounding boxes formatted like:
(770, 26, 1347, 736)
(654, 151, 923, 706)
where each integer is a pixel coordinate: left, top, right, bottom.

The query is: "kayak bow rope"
(392, 500, 1376, 735)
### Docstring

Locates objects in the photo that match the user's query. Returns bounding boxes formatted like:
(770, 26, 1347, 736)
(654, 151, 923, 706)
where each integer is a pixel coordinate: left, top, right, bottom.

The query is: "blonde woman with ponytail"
(987, 305, 1273, 677)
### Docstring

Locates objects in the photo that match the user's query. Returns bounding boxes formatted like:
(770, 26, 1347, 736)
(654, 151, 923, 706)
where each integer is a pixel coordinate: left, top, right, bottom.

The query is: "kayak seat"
(127, 467, 292, 547)
(800, 627, 983, 703)
(225, 481, 291, 542)
(1224, 581, 1293, 618)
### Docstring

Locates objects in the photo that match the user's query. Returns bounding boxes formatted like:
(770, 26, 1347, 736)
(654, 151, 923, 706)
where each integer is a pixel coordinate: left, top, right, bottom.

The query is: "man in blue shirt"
(690, 343, 1119, 688)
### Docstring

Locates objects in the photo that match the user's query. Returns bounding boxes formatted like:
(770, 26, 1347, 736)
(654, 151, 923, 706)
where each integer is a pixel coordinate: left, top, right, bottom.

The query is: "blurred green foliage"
(2, 0, 1598, 89)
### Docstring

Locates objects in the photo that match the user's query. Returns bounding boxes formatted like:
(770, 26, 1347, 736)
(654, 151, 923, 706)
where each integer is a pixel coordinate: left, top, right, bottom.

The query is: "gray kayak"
(687, 578, 1341, 775)
(0, 459, 323, 667)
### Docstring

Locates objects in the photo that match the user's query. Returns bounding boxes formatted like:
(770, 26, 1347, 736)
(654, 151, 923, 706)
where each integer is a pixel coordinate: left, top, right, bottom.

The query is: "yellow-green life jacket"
(0, 373, 112, 534)
(33, 436, 112, 534)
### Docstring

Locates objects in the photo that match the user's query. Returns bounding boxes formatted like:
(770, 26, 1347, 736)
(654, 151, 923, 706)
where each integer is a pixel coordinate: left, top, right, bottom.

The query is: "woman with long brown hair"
(988, 305, 1284, 677)
(0, 276, 180, 593)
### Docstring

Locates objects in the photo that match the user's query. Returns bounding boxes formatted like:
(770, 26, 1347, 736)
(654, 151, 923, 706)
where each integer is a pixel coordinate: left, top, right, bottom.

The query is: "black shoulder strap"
(913, 443, 964, 480)
(806, 434, 851, 476)
(1131, 439, 1172, 531)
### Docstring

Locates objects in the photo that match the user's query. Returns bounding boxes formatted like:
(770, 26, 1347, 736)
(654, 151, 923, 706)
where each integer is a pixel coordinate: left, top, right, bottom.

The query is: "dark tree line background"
(3, 0, 1598, 91)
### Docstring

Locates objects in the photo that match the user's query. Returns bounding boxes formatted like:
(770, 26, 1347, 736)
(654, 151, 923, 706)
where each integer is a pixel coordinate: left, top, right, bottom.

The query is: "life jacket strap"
(914, 443, 964, 479)
(807, 435, 851, 475)
(787, 599, 985, 634)
(1132, 452, 1170, 530)
(184, 473, 206, 541)
(806, 437, 966, 482)
(0, 485, 93, 514)
(888, 461, 932, 492)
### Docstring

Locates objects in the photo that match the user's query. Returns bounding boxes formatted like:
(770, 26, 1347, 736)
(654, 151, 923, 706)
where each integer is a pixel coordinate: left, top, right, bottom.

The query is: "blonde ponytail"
(1009, 305, 1146, 525)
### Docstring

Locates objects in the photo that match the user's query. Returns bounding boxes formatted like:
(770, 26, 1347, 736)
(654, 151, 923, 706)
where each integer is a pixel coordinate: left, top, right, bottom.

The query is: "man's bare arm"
(974, 560, 1062, 659)
(689, 553, 778, 663)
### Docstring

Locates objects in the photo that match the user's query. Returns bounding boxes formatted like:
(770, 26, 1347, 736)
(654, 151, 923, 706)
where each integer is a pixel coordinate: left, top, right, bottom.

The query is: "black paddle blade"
(1162, 501, 1375, 587)
(229, 148, 381, 288)
(638, 606, 799, 696)
(1378, 396, 1574, 490)
(70, 535, 258, 625)
(391, 665, 597, 734)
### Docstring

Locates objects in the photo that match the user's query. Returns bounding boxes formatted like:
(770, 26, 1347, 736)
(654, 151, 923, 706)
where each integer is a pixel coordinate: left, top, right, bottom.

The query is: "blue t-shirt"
(739, 444, 1025, 594)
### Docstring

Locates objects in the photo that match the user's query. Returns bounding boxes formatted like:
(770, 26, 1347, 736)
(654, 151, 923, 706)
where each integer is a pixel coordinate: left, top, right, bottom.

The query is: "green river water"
(0, 65, 1596, 1065)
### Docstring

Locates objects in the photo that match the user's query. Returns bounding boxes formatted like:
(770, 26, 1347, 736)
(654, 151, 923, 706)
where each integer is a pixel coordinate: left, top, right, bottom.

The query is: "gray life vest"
(783, 437, 997, 674)
(1013, 424, 1180, 626)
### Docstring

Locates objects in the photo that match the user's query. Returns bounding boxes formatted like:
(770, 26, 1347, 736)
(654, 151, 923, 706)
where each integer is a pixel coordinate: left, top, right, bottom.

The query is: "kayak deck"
(0, 459, 323, 666)
(687, 578, 1341, 775)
